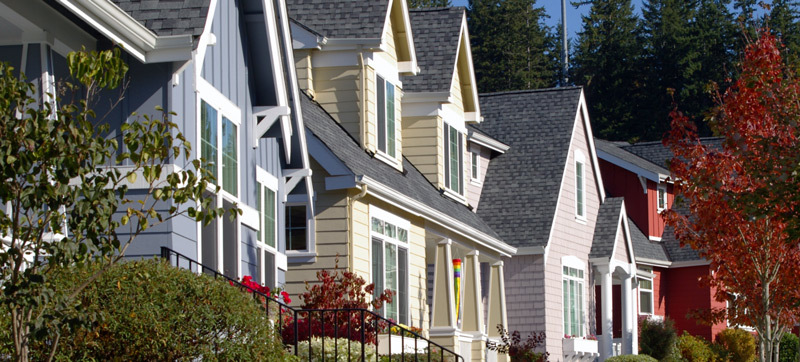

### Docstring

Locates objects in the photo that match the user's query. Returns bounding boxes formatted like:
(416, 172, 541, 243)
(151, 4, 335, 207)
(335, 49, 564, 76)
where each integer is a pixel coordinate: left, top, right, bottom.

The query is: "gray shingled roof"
(476, 87, 583, 248)
(401, 7, 463, 93)
(618, 137, 724, 169)
(286, 0, 389, 39)
(629, 218, 670, 262)
(110, 0, 210, 43)
(301, 92, 503, 242)
(590, 197, 625, 259)
(661, 202, 703, 262)
(594, 138, 669, 176)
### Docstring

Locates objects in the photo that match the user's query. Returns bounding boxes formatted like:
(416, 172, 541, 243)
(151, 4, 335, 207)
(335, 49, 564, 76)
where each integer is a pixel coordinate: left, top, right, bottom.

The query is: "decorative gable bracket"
(283, 168, 312, 201)
(253, 105, 292, 150)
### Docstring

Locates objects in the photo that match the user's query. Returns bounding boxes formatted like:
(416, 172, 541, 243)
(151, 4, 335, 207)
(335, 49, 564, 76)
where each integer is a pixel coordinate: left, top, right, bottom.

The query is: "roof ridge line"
(479, 86, 583, 97)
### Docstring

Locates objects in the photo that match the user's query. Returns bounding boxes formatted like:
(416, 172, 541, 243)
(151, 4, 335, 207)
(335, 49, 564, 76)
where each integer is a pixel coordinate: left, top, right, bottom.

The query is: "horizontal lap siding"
(402, 116, 442, 186)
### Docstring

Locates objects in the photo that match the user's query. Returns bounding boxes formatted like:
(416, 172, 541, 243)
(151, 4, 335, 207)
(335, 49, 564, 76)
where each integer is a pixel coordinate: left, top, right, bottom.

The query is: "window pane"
(398, 248, 408, 324)
(265, 189, 276, 248)
(570, 280, 577, 336)
(385, 244, 398, 321)
(457, 132, 463, 194)
(640, 279, 653, 290)
(386, 82, 395, 157)
(576, 162, 584, 216)
(640, 291, 653, 314)
(397, 228, 408, 243)
(385, 223, 396, 238)
(372, 217, 384, 234)
(286, 206, 307, 251)
(443, 124, 450, 189)
(372, 238, 384, 315)
(563, 279, 569, 335)
(256, 187, 261, 242)
(222, 117, 237, 196)
(471, 152, 478, 179)
(449, 126, 459, 193)
(377, 76, 386, 153)
(200, 100, 218, 182)
(578, 281, 584, 336)
(658, 188, 666, 209)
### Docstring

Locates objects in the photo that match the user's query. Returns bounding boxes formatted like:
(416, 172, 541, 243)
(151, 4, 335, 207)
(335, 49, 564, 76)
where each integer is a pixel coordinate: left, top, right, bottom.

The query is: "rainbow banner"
(453, 259, 462, 321)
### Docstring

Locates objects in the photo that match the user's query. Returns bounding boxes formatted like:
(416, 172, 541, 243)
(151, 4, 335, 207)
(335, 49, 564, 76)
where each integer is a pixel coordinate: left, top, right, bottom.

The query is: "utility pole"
(561, 0, 569, 85)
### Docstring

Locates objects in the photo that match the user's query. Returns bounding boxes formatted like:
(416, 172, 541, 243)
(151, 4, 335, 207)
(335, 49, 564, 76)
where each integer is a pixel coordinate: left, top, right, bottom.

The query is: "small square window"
(286, 205, 307, 251)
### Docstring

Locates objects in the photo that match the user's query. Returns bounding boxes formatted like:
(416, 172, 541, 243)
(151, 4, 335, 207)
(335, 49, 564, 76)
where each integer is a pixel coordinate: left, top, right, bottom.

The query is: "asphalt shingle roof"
(476, 87, 584, 248)
(110, 0, 210, 42)
(661, 202, 703, 262)
(594, 138, 669, 176)
(629, 218, 670, 262)
(286, 0, 389, 39)
(301, 92, 503, 242)
(401, 7, 463, 93)
(618, 137, 724, 169)
(590, 197, 625, 259)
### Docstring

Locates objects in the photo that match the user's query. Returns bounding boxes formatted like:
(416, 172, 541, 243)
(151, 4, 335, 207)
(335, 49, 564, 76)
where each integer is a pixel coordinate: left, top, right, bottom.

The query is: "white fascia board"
(577, 91, 607, 202)
(57, 0, 193, 63)
(515, 246, 545, 255)
(403, 92, 451, 104)
(619, 205, 637, 268)
(455, 13, 480, 122)
(306, 129, 352, 176)
(323, 38, 382, 50)
(670, 259, 710, 268)
(468, 130, 509, 154)
(289, 22, 325, 49)
(384, 0, 417, 75)
(636, 257, 672, 268)
(595, 149, 664, 183)
(358, 175, 517, 257)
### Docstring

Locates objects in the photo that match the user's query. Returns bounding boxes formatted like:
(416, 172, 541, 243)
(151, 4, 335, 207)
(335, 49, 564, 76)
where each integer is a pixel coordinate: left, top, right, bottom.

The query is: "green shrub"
(640, 317, 678, 360)
(715, 328, 756, 362)
(23, 259, 296, 361)
(677, 333, 716, 362)
(295, 337, 376, 361)
(780, 333, 800, 362)
(606, 354, 659, 362)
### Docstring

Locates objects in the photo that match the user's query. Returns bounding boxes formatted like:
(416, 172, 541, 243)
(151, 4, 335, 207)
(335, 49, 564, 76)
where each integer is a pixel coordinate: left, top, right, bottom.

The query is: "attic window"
(377, 75, 396, 159)
(444, 122, 464, 196)
(657, 184, 667, 212)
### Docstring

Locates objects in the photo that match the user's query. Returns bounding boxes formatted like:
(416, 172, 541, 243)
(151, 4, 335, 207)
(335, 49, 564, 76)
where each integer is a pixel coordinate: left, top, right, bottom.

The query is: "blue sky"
(450, 0, 646, 40)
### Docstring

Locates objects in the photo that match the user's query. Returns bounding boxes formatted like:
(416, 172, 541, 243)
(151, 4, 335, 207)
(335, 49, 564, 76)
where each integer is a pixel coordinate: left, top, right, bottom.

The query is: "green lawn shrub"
(23, 259, 296, 361)
(640, 317, 678, 360)
(715, 328, 756, 362)
(676, 333, 716, 362)
(606, 354, 659, 362)
(780, 333, 799, 362)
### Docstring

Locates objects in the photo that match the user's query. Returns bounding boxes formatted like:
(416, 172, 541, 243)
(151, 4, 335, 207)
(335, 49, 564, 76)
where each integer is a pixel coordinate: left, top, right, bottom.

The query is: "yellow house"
(285, 2, 516, 361)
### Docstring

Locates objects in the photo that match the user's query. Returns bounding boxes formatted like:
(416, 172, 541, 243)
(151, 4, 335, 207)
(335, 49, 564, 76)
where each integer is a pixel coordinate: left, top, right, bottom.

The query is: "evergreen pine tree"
(407, 0, 451, 8)
(468, 0, 559, 92)
(571, 0, 645, 141)
(769, 0, 800, 60)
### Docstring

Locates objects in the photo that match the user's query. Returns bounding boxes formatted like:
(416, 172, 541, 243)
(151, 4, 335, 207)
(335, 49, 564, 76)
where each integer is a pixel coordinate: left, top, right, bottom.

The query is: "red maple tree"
(665, 29, 800, 362)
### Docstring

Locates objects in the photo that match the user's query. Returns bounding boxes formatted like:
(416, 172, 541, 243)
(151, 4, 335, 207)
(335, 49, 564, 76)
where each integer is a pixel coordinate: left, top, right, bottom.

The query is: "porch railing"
(160, 247, 464, 362)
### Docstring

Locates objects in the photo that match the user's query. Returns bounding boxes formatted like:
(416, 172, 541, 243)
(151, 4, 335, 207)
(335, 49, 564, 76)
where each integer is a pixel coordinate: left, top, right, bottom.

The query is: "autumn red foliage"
(664, 29, 800, 362)
(281, 265, 392, 345)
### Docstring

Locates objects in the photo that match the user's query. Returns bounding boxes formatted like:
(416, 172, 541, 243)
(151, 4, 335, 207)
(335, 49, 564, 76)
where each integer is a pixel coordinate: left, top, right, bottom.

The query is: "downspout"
(348, 183, 368, 270)
(358, 48, 368, 151)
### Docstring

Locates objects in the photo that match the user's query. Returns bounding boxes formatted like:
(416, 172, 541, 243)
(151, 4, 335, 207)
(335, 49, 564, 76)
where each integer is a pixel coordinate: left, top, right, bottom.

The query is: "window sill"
(574, 215, 587, 225)
(470, 179, 482, 187)
(442, 187, 468, 205)
(286, 251, 317, 264)
(374, 150, 402, 172)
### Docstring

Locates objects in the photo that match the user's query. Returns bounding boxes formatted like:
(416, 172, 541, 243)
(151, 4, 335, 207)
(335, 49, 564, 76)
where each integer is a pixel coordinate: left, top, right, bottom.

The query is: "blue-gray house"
(0, 0, 314, 288)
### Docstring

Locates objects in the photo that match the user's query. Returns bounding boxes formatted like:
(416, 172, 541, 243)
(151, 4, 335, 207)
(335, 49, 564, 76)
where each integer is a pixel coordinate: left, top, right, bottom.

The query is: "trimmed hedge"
(606, 355, 659, 362)
(20, 259, 296, 361)
(780, 333, 799, 362)
(676, 333, 716, 362)
(716, 328, 756, 362)
(640, 318, 678, 360)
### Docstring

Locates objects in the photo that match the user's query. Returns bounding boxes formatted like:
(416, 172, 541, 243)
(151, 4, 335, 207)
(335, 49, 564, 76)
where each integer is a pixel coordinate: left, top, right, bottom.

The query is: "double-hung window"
(444, 123, 464, 195)
(575, 151, 586, 219)
(197, 79, 241, 278)
(256, 168, 278, 286)
(639, 277, 654, 315)
(377, 75, 396, 158)
(371, 209, 409, 324)
(563, 265, 585, 337)
(657, 185, 667, 212)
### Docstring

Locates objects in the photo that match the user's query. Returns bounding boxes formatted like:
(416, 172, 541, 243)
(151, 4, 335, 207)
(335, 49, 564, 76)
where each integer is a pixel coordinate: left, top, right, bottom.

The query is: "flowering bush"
(295, 337, 376, 361)
(487, 325, 549, 362)
(282, 263, 392, 345)
(235, 275, 292, 304)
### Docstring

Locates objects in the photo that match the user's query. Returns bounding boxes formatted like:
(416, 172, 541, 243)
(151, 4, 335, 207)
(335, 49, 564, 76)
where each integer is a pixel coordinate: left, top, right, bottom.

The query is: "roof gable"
(110, 0, 210, 39)
(590, 197, 634, 264)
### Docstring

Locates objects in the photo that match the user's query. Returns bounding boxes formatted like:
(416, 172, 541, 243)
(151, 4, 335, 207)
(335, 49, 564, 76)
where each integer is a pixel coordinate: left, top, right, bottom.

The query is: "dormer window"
(657, 184, 667, 212)
(444, 122, 464, 195)
(377, 75, 396, 158)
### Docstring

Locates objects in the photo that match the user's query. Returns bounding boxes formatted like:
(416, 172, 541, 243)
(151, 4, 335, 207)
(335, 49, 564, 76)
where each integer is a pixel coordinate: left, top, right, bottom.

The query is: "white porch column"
(598, 265, 613, 361)
(631, 276, 639, 355)
(487, 261, 509, 362)
(622, 272, 634, 355)
(463, 251, 485, 361)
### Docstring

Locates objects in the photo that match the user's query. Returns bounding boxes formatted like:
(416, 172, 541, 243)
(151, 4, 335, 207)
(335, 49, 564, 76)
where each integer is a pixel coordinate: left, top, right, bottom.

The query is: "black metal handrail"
(160, 247, 464, 362)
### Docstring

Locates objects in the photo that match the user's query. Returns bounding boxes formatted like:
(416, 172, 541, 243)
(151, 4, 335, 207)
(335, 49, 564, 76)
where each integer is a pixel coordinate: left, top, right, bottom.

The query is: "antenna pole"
(561, 0, 569, 85)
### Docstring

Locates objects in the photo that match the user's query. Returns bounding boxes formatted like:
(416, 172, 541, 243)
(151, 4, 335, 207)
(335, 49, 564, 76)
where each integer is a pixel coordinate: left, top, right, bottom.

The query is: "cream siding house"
(284, 2, 517, 361)
(477, 88, 639, 361)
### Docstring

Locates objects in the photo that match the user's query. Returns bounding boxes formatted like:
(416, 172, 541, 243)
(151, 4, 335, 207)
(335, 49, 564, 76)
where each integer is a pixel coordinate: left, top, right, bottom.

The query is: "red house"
(594, 138, 728, 341)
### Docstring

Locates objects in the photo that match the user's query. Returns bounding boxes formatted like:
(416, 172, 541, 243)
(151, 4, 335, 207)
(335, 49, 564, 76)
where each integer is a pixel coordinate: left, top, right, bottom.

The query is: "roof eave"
(468, 130, 509, 154)
(56, 0, 194, 63)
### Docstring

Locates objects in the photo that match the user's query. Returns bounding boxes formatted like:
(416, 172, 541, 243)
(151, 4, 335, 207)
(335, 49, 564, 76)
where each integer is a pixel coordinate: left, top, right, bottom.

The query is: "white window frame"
(443, 121, 465, 198)
(285, 199, 312, 253)
(639, 275, 654, 315)
(375, 74, 398, 165)
(195, 78, 242, 277)
(562, 256, 585, 337)
(470, 147, 481, 184)
(657, 184, 667, 213)
(256, 167, 279, 286)
(369, 206, 410, 325)
(575, 150, 586, 221)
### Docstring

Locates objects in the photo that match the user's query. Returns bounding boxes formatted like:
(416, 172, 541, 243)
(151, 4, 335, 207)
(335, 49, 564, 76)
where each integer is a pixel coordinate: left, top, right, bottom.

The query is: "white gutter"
(636, 257, 710, 268)
(357, 175, 517, 257)
(596, 148, 669, 183)
(56, 0, 194, 63)
(468, 130, 509, 154)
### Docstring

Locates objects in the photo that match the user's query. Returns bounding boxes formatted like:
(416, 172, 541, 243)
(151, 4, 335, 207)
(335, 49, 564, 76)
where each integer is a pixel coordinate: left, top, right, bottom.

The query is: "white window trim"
(574, 150, 587, 221)
(443, 121, 466, 200)
(470, 148, 481, 185)
(369, 206, 410, 324)
(285, 194, 315, 255)
(657, 184, 667, 213)
(638, 275, 654, 315)
(256, 167, 279, 253)
(374, 73, 400, 169)
(561, 256, 586, 337)
(195, 77, 243, 278)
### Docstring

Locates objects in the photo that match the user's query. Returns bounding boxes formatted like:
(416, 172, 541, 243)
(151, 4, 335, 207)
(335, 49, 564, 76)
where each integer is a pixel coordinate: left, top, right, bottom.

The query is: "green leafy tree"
(0, 49, 225, 361)
(468, 0, 559, 92)
(571, 0, 646, 141)
(407, 0, 451, 7)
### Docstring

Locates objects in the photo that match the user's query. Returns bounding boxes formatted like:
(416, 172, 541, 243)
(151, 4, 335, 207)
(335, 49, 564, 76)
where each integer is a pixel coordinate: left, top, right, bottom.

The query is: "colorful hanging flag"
(453, 258, 462, 321)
